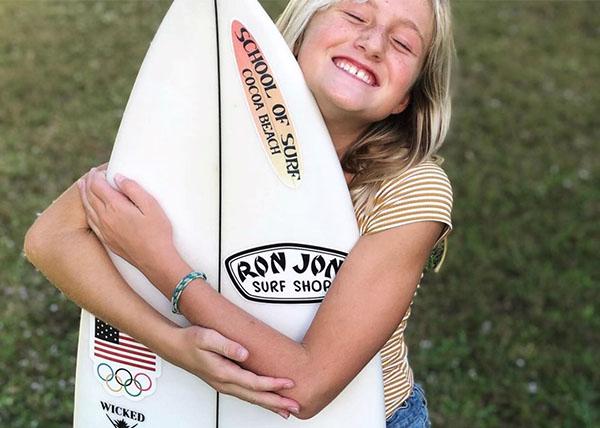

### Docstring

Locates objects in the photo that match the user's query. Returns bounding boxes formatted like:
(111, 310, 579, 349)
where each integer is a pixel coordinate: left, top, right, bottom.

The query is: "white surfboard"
(73, 1, 386, 427)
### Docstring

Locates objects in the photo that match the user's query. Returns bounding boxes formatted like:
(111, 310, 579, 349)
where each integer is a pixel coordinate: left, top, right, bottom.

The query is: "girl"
(25, 0, 454, 426)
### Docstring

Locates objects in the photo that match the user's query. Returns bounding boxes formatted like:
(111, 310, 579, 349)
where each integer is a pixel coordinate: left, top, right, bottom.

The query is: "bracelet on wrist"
(171, 271, 207, 314)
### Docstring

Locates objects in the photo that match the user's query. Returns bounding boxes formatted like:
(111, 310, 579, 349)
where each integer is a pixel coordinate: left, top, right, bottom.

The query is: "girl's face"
(297, 0, 433, 127)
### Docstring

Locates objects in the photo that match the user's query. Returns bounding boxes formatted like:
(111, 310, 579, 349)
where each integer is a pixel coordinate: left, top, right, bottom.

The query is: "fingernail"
(283, 381, 295, 389)
(236, 348, 248, 360)
(114, 173, 124, 184)
(277, 411, 289, 419)
(287, 407, 300, 415)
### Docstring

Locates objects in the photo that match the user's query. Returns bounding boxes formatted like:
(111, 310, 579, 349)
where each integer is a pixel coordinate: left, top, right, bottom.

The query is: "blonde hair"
(277, 0, 455, 213)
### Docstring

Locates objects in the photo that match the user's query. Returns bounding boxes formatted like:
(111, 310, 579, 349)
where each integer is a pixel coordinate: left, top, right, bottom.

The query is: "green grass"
(1, 1, 598, 427)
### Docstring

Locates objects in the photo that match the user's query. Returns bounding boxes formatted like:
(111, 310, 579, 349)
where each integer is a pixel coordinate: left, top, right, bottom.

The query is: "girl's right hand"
(166, 325, 300, 419)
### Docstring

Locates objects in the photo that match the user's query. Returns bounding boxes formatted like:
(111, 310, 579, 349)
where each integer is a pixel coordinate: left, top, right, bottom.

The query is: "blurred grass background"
(1, 0, 598, 427)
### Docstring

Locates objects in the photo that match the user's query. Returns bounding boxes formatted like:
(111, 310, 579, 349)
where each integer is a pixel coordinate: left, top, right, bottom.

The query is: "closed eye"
(344, 11, 366, 23)
(392, 38, 412, 54)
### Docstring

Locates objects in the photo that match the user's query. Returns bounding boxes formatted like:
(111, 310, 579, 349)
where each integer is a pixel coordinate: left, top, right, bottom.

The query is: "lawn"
(1, 1, 598, 427)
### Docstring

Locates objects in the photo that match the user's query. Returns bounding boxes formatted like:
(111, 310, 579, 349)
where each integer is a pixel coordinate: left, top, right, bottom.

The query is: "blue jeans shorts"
(385, 383, 431, 428)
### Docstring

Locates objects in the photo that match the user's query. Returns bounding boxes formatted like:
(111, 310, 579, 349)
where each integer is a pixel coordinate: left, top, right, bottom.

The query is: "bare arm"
(82, 169, 443, 419)
(24, 180, 177, 349)
(23, 173, 301, 419)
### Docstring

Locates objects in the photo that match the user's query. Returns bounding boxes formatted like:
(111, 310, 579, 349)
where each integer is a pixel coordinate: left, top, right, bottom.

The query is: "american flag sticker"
(89, 315, 162, 400)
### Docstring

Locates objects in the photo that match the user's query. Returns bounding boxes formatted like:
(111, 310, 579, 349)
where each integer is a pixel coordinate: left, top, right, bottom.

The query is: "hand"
(77, 164, 177, 274)
(168, 325, 300, 419)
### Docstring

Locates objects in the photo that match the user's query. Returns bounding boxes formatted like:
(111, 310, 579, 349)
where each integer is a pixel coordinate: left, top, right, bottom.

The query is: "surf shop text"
(237, 250, 343, 294)
(235, 26, 301, 182)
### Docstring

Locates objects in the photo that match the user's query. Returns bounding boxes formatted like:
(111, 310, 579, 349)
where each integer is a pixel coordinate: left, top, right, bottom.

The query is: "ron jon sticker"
(225, 243, 347, 304)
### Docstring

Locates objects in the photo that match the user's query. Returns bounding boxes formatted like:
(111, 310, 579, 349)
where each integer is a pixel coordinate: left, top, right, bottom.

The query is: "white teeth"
(334, 59, 375, 86)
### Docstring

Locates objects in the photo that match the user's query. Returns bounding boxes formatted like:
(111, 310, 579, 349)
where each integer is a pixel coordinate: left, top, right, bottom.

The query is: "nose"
(354, 26, 385, 60)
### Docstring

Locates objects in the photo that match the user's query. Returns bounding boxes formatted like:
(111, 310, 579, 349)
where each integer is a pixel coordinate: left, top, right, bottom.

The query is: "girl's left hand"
(77, 164, 177, 273)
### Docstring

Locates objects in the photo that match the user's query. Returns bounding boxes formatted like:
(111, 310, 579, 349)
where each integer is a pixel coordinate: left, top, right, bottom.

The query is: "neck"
(325, 117, 369, 161)
(325, 117, 369, 186)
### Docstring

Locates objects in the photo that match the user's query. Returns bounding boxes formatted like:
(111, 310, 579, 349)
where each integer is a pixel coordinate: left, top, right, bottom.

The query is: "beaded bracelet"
(171, 271, 207, 314)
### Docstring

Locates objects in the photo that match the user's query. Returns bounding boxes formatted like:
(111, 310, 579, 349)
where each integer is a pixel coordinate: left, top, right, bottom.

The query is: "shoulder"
(377, 159, 453, 203)
(361, 160, 453, 238)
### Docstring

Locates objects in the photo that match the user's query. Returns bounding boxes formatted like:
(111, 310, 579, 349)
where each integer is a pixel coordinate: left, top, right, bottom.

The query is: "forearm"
(24, 183, 178, 358)
(146, 257, 336, 418)
(150, 257, 309, 371)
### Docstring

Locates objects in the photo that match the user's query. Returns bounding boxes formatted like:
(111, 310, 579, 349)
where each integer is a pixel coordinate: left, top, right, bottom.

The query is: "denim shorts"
(385, 383, 431, 428)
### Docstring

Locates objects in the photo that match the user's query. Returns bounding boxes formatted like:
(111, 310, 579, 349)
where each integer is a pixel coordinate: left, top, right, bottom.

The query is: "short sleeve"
(361, 161, 453, 247)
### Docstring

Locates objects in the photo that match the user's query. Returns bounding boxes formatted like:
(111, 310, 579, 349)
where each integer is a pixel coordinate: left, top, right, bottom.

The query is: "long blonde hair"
(277, 0, 455, 213)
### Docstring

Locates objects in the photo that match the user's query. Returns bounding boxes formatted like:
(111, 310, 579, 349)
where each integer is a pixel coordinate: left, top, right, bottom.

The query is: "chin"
(326, 90, 368, 113)
(313, 85, 383, 122)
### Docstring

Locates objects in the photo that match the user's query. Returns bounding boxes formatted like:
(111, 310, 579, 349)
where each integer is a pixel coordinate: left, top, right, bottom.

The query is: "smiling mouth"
(332, 57, 378, 87)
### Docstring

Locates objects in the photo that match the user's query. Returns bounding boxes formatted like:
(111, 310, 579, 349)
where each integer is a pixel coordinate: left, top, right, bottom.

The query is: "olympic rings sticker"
(90, 315, 161, 400)
(96, 364, 155, 398)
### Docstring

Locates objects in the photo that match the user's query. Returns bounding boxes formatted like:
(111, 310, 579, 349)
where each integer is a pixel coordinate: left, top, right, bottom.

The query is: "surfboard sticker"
(99, 400, 148, 428)
(231, 20, 303, 188)
(88, 315, 162, 401)
(225, 243, 347, 304)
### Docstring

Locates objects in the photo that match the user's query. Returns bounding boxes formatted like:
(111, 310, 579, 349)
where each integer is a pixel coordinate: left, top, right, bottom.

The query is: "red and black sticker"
(231, 21, 303, 188)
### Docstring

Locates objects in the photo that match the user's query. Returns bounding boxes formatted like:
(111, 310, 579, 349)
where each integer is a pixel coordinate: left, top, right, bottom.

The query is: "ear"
(391, 93, 411, 115)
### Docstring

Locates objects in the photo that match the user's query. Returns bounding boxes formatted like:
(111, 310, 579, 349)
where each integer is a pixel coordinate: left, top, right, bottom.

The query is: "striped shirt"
(350, 160, 453, 420)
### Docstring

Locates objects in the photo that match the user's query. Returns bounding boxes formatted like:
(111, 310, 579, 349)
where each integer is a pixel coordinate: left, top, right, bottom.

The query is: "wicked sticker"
(232, 20, 303, 188)
(101, 400, 146, 427)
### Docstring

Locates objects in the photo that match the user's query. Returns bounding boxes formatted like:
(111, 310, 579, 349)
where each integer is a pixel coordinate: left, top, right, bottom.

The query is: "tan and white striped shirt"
(351, 160, 453, 420)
